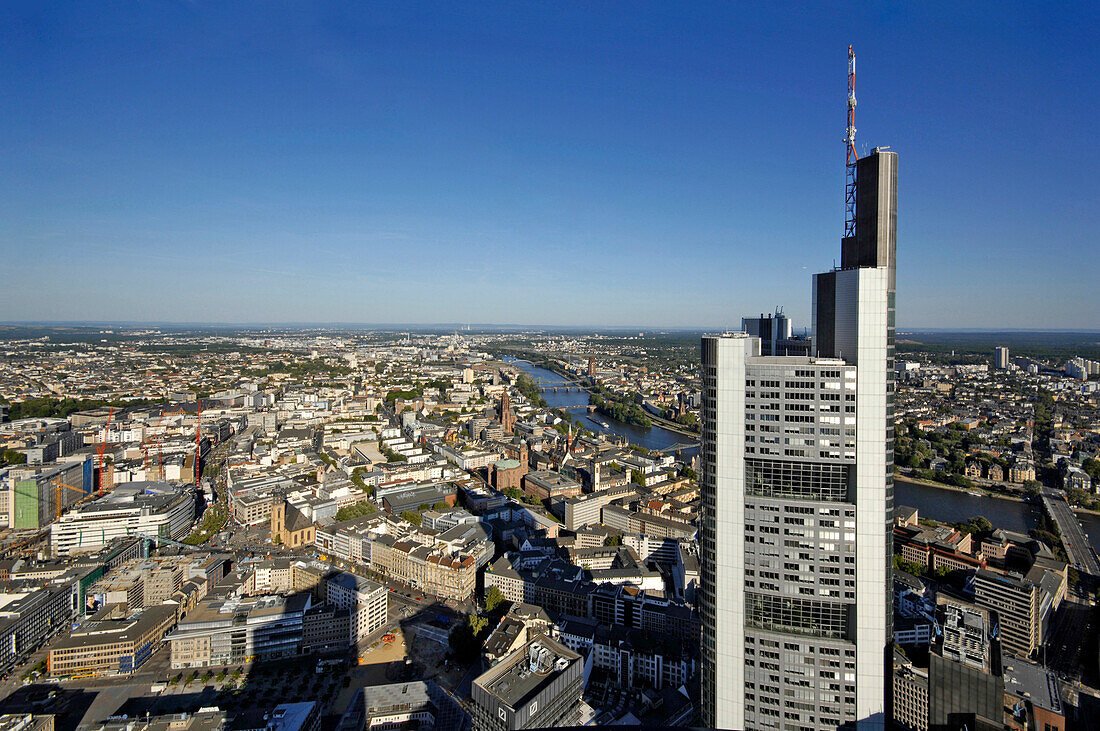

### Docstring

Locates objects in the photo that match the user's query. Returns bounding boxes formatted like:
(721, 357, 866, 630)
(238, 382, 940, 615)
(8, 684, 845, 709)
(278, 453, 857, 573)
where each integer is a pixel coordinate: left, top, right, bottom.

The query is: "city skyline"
(2, 3, 1098, 329)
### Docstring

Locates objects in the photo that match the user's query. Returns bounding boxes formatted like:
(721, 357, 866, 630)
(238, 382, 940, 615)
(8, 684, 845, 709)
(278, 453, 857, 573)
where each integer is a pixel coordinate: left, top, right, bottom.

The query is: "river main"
(505, 357, 698, 454)
(505, 358, 1099, 555)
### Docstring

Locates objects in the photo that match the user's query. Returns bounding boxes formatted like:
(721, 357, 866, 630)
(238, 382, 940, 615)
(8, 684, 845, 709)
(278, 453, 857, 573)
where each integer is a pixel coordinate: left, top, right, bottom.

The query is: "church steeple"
(500, 389, 516, 434)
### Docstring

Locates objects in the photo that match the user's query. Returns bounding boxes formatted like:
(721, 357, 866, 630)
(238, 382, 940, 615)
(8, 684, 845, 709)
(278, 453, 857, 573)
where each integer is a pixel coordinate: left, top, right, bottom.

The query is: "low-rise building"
(167, 593, 312, 669)
(336, 680, 468, 731)
(48, 604, 176, 677)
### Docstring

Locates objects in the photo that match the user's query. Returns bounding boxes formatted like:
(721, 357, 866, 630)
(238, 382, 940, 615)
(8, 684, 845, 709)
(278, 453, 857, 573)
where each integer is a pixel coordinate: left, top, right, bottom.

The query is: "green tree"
(469, 614, 489, 636)
(603, 534, 622, 547)
(448, 621, 479, 663)
(485, 586, 505, 613)
(400, 510, 423, 526)
(631, 469, 646, 486)
(679, 465, 698, 481)
(1, 449, 27, 466)
(335, 501, 377, 521)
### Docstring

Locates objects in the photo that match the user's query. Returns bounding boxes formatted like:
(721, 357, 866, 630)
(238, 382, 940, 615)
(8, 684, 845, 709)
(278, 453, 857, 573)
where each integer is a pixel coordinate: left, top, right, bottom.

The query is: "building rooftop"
(1002, 656, 1063, 715)
(473, 633, 581, 709)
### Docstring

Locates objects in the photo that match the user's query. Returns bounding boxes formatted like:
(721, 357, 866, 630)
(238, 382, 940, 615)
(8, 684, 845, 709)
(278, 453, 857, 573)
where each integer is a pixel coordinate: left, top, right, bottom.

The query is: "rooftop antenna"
(845, 45, 858, 239)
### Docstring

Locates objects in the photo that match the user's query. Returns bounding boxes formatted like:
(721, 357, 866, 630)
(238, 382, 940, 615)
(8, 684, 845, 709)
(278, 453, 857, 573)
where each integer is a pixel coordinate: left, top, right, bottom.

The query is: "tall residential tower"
(700, 146, 897, 730)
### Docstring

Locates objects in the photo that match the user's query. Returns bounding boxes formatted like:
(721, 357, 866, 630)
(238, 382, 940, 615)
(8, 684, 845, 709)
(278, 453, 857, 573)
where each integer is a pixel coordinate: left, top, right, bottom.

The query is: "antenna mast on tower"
(844, 45, 858, 239)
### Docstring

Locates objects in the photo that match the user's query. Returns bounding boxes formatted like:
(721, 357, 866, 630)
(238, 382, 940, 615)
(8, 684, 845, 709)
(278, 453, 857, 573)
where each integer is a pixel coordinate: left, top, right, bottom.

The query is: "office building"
(742, 309, 811, 357)
(471, 634, 583, 730)
(324, 571, 387, 642)
(1002, 658, 1064, 731)
(973, 568, 1040, 658)
(50, 482, 196, 557)
(927, 597, 1003, 731)
(47, 604, 176, 678)
(337, 680, 468, 731)
(167, 593, 311, 669)
(0, 584, 76, 676)
(11, 460, 90, 529)
(266, 703, 321, 731)
(700, 148, 897, 730)
(994, 346, 1010, 370)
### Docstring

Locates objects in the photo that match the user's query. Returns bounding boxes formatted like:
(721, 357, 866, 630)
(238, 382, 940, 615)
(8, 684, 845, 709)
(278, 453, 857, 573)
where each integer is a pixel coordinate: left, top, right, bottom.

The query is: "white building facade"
(701, 148, 896, 730)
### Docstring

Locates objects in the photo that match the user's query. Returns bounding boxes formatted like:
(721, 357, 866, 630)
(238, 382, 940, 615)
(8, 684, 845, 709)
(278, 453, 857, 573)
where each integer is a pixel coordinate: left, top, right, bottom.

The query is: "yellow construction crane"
(53, 478, 93, 519)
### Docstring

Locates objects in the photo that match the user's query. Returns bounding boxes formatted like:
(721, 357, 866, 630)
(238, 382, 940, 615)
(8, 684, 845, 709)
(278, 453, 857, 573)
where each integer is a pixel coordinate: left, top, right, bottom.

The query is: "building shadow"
(0, 685, 99, 731)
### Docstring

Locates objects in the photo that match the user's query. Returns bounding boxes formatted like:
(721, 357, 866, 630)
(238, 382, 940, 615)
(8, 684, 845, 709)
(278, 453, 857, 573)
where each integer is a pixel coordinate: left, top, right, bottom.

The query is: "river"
(896, 478, 1100, 556)
(505, 357, 698, 455)
(506, 357, 1100, 555)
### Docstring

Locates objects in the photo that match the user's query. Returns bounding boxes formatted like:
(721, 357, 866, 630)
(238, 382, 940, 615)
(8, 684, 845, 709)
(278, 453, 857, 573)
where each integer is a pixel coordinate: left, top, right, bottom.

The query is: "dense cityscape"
(3, 4, 1098, 731)
(0, 307, 1098, 730)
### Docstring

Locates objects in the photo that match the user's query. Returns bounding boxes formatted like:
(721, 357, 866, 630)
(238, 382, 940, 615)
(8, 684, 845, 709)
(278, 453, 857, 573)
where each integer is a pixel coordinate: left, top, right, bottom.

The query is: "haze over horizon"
(2, 2, 1097, 329)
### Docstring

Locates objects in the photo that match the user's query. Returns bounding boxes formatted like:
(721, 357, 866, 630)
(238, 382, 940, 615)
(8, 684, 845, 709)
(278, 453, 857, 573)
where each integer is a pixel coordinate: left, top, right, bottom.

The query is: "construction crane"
(95, 407, 114, 495)
(844, 45, 858, 238)
(53, 478, 93, 520)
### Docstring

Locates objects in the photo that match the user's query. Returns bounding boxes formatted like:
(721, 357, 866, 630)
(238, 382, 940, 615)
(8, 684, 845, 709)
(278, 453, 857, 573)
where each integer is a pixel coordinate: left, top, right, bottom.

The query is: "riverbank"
(504, 357, 696, 453)
(894, 473, 1029, 504)
(508, 354, 699, 438)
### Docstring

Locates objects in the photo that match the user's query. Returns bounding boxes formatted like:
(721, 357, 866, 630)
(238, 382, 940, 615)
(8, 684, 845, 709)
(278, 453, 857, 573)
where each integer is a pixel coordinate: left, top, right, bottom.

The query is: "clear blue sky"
(2, 2, 1097, 329)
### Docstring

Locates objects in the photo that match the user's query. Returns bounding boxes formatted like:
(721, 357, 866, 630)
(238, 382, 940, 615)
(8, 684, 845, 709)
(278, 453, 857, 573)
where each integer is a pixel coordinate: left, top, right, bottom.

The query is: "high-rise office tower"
(743, 308, 812, 357)
(993, 346, 1010, 370)
(700, 144, 897, 729)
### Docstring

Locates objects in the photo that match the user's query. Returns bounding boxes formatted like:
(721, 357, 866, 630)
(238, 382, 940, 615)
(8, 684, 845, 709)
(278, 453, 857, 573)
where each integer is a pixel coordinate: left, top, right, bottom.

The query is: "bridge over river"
(1041, 487, 1100, 577)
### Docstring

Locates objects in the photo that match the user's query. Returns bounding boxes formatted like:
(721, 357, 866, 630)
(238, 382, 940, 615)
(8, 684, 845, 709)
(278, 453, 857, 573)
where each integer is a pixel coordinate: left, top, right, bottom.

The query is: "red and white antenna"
(844, 45, 858, 238)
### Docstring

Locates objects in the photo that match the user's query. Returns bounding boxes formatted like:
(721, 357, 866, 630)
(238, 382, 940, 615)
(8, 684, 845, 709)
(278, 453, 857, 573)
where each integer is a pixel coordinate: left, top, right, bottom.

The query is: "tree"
(893, 554, 928, 577)
(448, 622, 479, 663)
(485, 586, 505, 613)
(469, 614, 489, 636)
(680, 465, 698, 481)
(433, 501, 450, 510)
(335, 501, 377, 521)
(400, 510, 422, 526)
(631, 469, 646, 486)
(603, 534, 622, 547)
(1, 449, 26, 466)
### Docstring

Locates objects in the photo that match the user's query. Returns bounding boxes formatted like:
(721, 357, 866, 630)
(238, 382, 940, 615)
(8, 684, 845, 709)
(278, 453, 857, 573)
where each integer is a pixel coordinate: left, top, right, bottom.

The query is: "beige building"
(48, 604, 176, 678)
(369, 535, 478, 601)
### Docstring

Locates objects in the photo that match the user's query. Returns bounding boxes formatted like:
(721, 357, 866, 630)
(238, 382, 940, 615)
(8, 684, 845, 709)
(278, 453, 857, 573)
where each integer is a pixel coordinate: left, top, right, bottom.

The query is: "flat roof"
(474, 634, 580, 708)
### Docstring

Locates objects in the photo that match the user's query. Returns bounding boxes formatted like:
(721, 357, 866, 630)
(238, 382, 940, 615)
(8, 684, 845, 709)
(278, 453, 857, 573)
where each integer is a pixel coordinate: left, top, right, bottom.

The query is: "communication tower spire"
(844, 45, 858, 239)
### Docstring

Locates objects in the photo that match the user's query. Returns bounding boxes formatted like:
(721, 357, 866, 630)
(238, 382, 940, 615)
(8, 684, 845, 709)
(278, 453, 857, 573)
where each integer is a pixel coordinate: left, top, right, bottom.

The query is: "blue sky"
(1, 2, 1097, 329)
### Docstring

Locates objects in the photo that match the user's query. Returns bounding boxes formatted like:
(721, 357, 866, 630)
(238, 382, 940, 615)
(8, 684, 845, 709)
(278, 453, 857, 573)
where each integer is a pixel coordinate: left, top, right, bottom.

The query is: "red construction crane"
(844, 45, 858, 238)
(95, 407, 114, 495)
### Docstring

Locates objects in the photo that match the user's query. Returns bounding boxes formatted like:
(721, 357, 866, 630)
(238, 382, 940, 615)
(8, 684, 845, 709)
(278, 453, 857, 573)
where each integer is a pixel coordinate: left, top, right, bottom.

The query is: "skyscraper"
(700, 147, 897, 730)
(994, 346, 1010, 370)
